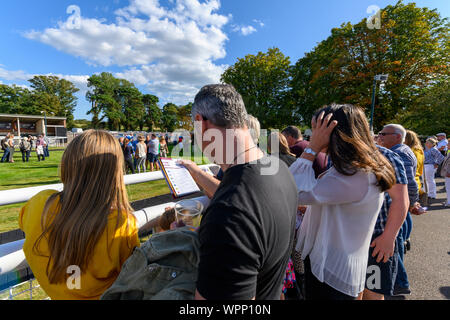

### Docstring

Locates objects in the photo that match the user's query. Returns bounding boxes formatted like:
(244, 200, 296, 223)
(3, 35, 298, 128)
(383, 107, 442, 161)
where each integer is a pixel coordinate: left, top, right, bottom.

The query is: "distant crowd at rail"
(16, 84, 450, 301)
(1, 133, 51, 163)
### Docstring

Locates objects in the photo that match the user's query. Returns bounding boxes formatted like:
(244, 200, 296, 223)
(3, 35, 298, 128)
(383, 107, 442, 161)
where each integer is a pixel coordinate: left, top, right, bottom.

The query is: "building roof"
(0, 113, 66, 121)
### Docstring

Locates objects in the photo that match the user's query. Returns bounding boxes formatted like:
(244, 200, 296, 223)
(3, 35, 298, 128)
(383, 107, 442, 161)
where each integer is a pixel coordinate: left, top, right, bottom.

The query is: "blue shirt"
(390, 144, 419, 205)
(424, 147, 445, 165)
(373, 146, 408, 235)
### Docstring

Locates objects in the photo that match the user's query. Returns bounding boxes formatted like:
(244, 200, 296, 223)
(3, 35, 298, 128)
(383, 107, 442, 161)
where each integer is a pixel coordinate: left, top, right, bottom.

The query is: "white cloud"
(23, 0, 232, 104)
(240, 25, 256, 36)
(231, 23, 258, 36)
(0, 67, 89, 93)
(253, 19, 265, 27)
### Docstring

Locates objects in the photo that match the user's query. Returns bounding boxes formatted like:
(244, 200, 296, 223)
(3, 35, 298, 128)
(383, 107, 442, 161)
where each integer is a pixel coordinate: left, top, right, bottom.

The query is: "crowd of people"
(1, 133, 50, 163)
(17, 84, 449, 301)
(118, 133, 170, 174)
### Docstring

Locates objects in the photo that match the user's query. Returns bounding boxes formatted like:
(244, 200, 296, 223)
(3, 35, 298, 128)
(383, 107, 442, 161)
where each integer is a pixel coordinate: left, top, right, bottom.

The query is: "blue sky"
(0, 0, 448, 120)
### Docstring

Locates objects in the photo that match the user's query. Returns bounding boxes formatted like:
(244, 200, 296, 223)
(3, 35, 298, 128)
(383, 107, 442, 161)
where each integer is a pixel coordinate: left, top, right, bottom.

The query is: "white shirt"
(137, 142, 147, 158)
(437, 139, 448, 152)
(289, 158, 384, 297)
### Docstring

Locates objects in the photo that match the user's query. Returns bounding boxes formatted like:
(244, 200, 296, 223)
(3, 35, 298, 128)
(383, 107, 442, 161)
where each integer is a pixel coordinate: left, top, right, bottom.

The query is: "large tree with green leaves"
(290, 1, 449, 132)
(142, 94, 162, 131)
(0, 84, 38, 115)
(177, 102, 193, 130)
(221, 47, 293, 129)
(29, 75, 79, 126)
(86, 72, 121, 129)
(161, 103, 179, 132)
(394, 80, 449, 135)
(117, 79, 145, 131)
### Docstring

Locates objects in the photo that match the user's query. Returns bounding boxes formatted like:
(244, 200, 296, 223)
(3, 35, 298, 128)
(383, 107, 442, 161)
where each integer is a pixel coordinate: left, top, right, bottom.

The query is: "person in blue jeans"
(378, 124, 420, 296)
(1, 133, 11, 163)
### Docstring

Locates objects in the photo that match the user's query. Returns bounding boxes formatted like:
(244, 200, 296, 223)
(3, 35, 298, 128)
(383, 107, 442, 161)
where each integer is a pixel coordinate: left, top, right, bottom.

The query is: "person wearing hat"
(436, 133, 448, 157)
(424, 137, 445, 199)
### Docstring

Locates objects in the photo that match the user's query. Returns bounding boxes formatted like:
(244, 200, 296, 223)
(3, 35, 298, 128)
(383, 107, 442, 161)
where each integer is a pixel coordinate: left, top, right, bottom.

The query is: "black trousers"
(304, 256, 357, 300)
(125, 157, 135, 174)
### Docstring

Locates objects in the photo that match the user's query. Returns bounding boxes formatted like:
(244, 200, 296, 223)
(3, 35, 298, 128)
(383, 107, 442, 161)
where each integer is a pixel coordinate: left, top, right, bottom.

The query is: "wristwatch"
(304, 147, 317, 156)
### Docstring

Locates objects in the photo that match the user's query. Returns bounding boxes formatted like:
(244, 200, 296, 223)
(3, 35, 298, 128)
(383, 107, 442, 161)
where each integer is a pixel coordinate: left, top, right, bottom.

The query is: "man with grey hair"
(188, 84, 297, 300)
(436, 133, 448, 157)
(378, 123, 419, 295)
(179, 113, 262, 198)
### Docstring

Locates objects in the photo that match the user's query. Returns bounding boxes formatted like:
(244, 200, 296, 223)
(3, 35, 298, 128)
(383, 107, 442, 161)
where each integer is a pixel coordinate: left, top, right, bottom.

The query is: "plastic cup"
(174, 199, 203, 228)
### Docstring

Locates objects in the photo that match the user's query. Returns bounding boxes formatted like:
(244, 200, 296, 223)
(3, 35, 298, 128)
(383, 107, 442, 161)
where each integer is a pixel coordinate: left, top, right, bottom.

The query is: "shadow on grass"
(14, 166, 59, 170)
(1, 180, 61, 188)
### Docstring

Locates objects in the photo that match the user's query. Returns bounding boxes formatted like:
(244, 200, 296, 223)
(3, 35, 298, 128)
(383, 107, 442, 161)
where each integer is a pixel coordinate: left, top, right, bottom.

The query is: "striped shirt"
(390, 144, 419, 205)
(424, 146, 445, 165)
(373, 146, 408, 235)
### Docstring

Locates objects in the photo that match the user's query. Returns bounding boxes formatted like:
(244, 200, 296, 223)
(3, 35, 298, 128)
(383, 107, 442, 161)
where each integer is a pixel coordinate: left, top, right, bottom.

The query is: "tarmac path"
(387, 177, 450, 300)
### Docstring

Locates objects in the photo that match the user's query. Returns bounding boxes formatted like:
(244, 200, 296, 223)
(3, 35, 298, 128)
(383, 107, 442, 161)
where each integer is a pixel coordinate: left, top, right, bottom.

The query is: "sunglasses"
(378, 132, 398, 136)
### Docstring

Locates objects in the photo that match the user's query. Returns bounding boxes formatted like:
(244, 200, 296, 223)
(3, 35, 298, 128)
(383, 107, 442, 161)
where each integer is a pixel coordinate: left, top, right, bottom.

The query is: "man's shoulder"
(290, 140, 308, 156)
(391, 144, 415, 158)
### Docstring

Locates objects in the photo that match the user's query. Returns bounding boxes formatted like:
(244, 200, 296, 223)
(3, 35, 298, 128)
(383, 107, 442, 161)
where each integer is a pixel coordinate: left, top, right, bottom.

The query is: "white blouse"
(289, 158, 384, 297)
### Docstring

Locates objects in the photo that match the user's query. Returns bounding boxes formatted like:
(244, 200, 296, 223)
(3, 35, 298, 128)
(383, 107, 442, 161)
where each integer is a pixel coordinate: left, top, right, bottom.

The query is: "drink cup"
(174, 199, 203, 228)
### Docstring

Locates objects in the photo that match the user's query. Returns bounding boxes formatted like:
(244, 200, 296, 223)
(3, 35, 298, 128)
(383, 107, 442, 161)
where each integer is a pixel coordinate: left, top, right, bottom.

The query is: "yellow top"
(411, 148, 424, 192)
(19, 190, 139, 300)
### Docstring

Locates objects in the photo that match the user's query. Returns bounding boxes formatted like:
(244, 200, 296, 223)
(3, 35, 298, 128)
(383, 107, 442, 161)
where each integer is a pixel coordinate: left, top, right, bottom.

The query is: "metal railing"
(0, 164, 217, 299)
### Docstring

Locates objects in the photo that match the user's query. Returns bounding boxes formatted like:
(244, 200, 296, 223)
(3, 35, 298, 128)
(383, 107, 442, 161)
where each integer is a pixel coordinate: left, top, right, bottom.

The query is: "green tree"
(0, 84, 39, 115)
(161, 103, 178, 132)
(29, 75, 79, 126)
(142, 94, 161, 131)
(177, 102, 193, 130)
(221, 47, 292, 129)
(394, 81, 450, 135)
(290, 1, 449, 132)
(86, 72, 121, 129)
(118, 80, 145, 131)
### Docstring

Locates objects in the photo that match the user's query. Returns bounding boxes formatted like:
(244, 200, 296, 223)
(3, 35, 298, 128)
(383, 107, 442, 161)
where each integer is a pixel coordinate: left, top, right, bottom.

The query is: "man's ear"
(194, 114, 204, 122)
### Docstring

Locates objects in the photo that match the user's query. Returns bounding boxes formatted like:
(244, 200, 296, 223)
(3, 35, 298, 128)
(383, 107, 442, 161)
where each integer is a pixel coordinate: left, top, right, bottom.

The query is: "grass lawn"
(0, 144, 209, 233)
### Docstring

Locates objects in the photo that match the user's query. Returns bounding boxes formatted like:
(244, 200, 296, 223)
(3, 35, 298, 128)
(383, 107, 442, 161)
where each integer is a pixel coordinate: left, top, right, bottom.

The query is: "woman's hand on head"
(309, 111, 338, 153)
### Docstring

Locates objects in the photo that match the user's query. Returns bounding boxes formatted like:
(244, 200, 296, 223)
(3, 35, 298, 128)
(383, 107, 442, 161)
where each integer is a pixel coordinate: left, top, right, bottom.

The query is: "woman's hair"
(315, 104, 395, 192)
(405, 130, 422, 151)
(122, 138, 130, 150)
(34, 130, 134, 284)
(160, 137, 166, 143)
(268, 131, 295, 157)
(246, 114, 261, 145)
(426, 138, 437, 146)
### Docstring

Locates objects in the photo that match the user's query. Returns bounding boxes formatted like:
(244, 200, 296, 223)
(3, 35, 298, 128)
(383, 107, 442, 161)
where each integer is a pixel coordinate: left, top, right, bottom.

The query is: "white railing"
(0, 164, 217, 299)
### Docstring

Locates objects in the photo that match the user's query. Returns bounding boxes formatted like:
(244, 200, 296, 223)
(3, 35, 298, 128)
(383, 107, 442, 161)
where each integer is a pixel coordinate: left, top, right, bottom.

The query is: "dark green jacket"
(101, 227, 199, 300)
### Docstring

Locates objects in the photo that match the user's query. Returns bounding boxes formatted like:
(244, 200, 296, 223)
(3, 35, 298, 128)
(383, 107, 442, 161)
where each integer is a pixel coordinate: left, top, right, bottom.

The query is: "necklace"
(231, 145, 258, 165)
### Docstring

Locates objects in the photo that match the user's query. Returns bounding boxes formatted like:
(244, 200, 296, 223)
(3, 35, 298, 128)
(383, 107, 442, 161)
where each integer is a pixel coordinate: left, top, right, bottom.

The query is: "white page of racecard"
(160, 158, 200, 197)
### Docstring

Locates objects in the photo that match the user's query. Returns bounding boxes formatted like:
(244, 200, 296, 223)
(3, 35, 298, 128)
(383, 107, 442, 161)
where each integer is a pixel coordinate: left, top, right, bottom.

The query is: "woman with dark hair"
(122, 137, 135, 174)
(289, 104, 396, 300)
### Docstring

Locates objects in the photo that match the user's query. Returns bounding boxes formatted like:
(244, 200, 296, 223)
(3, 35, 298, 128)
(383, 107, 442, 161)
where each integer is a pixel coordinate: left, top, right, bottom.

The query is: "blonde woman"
(136, 135, 147, 173)
(159, 136, 169, 158)
(19, 130, 139, 300)
(404, 130, 425, 197)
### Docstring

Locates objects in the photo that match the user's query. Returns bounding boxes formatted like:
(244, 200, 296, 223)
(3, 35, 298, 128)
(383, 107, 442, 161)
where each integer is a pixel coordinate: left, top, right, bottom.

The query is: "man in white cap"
(436, 133, 448, 157)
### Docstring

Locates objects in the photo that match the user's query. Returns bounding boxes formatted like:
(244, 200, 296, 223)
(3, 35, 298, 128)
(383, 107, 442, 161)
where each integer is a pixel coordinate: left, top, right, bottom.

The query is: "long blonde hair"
(405, 130, 423, 151)
(34, 130, 133, 284)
